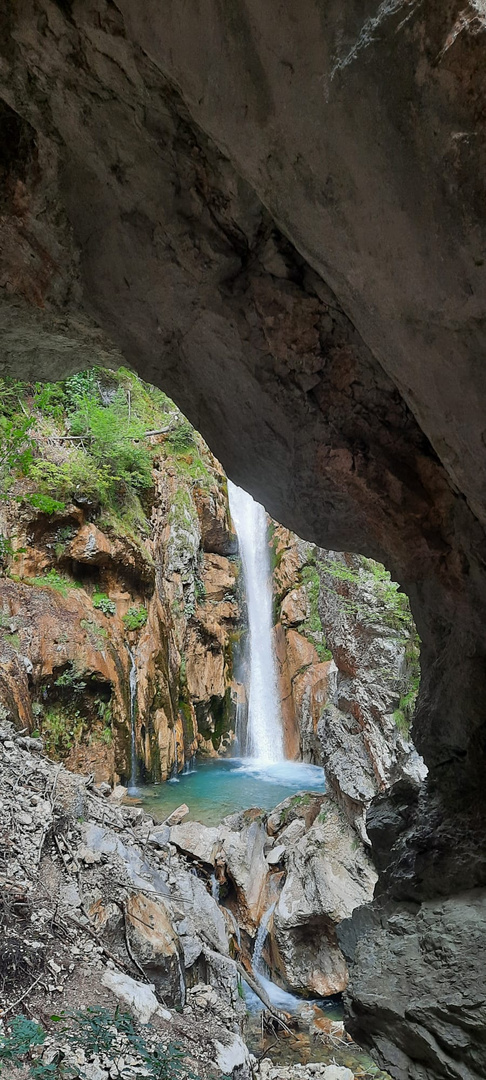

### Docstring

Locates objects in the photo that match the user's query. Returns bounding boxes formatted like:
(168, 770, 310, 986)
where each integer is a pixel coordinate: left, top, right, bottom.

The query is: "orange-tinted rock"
(293, 661, 334, 736)
(201, 552, 237, 601)
(285, 628, 318, 681)
(185, 626, 226, 703)
(68, 523, 113, 565)
(280, 586, 308, 627)
(194, 486, 237, 555)
(273, 622, 299, 759)
(272, 525, 311, 600)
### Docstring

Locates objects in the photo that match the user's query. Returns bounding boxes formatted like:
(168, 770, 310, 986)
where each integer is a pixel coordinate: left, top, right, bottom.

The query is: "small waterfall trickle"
(252, 902, 276, 980)
(127, 647, 138, 793)
(169, 728, 179, 783)
(228, 482, 284, 763)
(210, 873, 220, 903)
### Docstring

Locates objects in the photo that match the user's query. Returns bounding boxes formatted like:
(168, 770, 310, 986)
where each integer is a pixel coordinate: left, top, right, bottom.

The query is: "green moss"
(393, 674, 420, 738)
(80, 618, 108, 648)
(31, 569, 80, 596)
(297, 562, 332, 659)
(280, 792, 313, 825)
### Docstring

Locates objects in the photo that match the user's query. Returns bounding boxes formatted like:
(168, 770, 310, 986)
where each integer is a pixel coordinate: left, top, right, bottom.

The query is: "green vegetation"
(31, 569, 80, 597)
(36, 703, 84, 758)
(92, 591, 116, 616)
(321, 555, 413, 633)
(393, 674, 420, 737)
(0, 1008, 195, 1079)
(80, 618, 109, 649)
(298, 563, 332, 661)
(122, 605, 148, 631)
(0, 366, 217, 556)
(54, 663, 87, 694)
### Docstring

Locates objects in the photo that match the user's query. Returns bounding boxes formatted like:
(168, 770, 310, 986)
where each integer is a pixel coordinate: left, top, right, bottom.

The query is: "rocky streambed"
(0, 723, 389, 1080)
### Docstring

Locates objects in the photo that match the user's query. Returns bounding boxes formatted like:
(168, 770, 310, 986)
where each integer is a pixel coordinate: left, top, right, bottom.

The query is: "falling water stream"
(228, 481, 284, 763)
(127, 647, 138, 793)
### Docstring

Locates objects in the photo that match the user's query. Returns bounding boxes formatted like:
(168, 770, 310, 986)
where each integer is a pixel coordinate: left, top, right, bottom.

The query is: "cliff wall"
(0, 368, 241, 783)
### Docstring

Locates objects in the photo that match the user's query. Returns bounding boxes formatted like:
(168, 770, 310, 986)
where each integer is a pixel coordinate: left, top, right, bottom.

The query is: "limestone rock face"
(0, 437, 241, 784)
(168, 794, 376, 997)
(272, 797, 377, 996)
(126, 893, 184, 1006)
(272, 538, 425, 839)
(340, 890, 486, 1080)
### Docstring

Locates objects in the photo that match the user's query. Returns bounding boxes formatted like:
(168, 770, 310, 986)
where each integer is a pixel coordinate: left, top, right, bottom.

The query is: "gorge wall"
(0, 369, 242, 784)
(271, 530, 425, 840)
(1, 4, 486, 1077)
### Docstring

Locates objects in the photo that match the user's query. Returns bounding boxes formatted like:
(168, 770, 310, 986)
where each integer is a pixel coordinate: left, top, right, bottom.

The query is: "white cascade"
(169, 728, 179, 782)
(127, 647, 138, 792)
(228, 481, 284, 763)
(252, 901, 276, 979)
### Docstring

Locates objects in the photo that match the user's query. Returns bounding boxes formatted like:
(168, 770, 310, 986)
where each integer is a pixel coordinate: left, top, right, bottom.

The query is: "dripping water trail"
(252, 902, 276, 980)
(127, 647, 138, 793)
(127, 648, 138, 794)
(169, 728, 179, 783)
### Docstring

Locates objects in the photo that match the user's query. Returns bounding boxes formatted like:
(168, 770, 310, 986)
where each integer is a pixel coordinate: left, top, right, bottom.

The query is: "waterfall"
(228, 482, 284, 763)
(252, 902, 276, 979)
(169, 728, 179, 783)
(127, 647, 137, 792)
(210, 873, 220, 903)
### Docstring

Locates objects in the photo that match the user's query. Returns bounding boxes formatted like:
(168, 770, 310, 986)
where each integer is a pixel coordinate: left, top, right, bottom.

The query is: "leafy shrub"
(25, 492, 66, 515)
(27, 456, 112, 508)
(92, 591, 116, 616)
(166, 419, 197, 454)
(123, 605, 148, 631)
(68, 388, 153, 492)
(32, 382, 65, 418)
(36, 704, 84, 759)
(54, 663, 87, 694)
(0, 1008, 194, 1079)
(0, 413, 34, 497)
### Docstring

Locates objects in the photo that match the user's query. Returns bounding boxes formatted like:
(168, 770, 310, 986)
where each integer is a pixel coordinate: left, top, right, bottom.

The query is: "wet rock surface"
(171, 792, 376, 997)
(0, 721, 380, 1080)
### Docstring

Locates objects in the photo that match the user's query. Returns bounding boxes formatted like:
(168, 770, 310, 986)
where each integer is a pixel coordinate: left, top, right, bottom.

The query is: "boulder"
(220, 816, 270, 930)
(272, 798, 377, 996)
(101, 969, 171, 1024)
(170, 865, 229, 957)
(170, 821, 221, 865)
(126, 892, 185, 1005)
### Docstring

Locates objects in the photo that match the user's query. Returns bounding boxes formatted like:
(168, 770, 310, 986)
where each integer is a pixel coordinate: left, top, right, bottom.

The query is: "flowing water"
(228, 481, 284, 763)
(127, 647, 138, 793)
(136, 757, 325, 826)
(253, 901, 276, 980)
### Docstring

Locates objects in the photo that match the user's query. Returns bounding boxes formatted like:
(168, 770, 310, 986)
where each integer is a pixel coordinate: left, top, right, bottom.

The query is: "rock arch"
(1, 4, 486, 1075)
